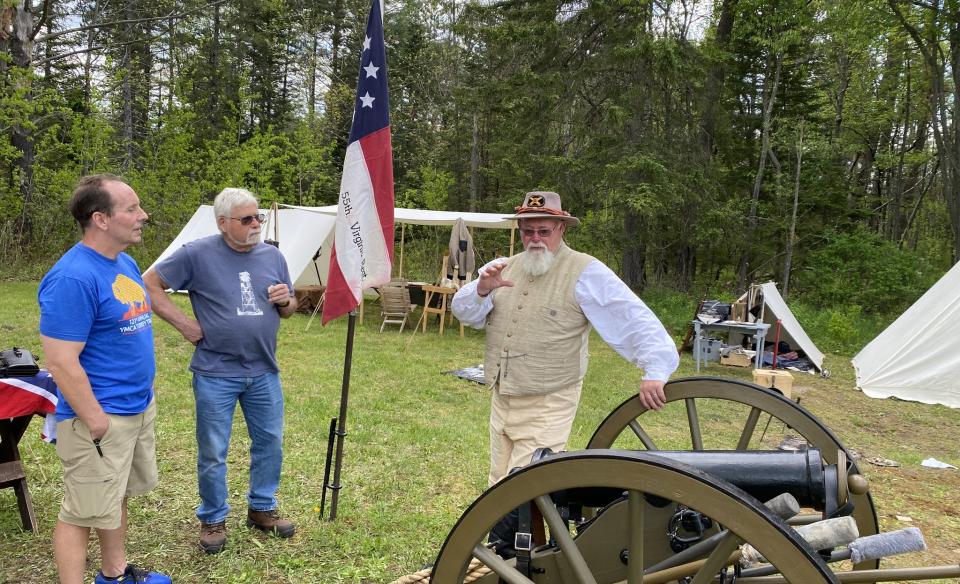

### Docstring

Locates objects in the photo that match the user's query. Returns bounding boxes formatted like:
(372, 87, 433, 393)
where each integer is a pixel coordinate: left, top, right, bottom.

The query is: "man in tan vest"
(452, 191, 679, 487)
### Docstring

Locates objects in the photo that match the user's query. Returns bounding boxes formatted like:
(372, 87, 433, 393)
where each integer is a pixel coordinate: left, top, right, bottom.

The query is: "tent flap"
(853, 263, 960, 408)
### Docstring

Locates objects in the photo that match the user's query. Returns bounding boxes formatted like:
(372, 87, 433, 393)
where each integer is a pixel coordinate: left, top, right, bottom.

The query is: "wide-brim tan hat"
(505, 191, 580, 226)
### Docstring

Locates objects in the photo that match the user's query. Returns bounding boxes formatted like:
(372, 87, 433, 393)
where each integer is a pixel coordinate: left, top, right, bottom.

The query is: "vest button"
(522, 291, 529, 296)
(517, 305, 523, 310)
(507, 332, 513, 337)
(528, 277, 534, 282)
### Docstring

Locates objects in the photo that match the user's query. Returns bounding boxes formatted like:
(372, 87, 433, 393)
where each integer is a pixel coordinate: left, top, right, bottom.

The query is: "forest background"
(2, 0, 958, 338)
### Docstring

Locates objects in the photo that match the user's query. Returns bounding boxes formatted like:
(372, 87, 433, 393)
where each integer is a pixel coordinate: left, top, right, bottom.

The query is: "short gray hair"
(213, 188, 258, 221)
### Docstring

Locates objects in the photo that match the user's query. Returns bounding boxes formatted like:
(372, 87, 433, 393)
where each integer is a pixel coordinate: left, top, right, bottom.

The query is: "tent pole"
(328, 310, 357, 521)
(399, 223, 405, 277)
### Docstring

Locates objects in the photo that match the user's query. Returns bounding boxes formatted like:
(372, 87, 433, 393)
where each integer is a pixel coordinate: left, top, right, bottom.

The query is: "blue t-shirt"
(38, 243, 156, 421)
(153, 235, 293, 376)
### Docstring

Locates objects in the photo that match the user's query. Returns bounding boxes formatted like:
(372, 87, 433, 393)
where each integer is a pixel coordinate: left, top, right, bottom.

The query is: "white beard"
(523, 246, 556, 277)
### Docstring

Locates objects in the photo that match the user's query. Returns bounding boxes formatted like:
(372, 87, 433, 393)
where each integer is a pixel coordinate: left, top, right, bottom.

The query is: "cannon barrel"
(549, 448, 847, 518)
(650, 449, 843, 515)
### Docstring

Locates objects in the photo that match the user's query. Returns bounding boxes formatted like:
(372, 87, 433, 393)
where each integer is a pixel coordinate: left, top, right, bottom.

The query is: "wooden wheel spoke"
(628, 419, 659, 450)
(627, 490, 645, 583)
(737, 406, 763, 450)
(472, 545, 535, 584)
(688, 532, 743, 584)
(535, 495, 599, 584)
(685, 398, 703, 450)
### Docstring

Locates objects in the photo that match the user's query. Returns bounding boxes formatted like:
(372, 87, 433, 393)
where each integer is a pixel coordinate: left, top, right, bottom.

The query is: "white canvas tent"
(147, 204, 515, 287)
(853, 263, 960, 408)
(738, 282, 825, 371)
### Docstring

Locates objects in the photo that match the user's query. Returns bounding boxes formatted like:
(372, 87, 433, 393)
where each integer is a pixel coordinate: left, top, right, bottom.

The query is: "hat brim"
(505, 212, 580, 227)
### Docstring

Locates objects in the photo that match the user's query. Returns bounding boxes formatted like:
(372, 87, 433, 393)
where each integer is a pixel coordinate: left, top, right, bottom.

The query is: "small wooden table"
(0, 372, 58, 531)
(420, 285, 462, 336)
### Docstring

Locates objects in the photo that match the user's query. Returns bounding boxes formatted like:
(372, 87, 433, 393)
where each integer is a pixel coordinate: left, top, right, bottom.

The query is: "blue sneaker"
(94, 564, 171, 584)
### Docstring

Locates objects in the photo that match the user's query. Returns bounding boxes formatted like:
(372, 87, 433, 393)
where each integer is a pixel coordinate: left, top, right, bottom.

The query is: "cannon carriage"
(425, 377, 960, 584)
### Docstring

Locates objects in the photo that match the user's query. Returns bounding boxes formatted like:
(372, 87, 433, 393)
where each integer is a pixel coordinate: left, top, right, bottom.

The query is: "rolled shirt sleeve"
(576, 261, 679, 381)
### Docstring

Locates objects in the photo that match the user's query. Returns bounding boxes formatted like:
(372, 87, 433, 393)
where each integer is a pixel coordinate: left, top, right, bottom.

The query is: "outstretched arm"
(577, 261, 679, 411)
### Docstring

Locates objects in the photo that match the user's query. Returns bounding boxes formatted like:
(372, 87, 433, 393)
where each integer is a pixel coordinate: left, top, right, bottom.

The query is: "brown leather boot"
(246, 509, 295, 538)
(199, 521, 227, 554)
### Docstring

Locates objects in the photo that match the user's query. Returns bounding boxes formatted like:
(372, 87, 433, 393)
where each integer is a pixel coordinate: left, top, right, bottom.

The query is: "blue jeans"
(192, 372, 284, 524)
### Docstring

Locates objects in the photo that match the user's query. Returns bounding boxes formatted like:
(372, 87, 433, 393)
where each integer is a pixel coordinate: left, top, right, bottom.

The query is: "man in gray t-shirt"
(144, 188, 298, 554)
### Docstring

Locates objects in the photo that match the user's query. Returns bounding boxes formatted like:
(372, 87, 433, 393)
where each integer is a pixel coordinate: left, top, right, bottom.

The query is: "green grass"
(1, 282, 958, 583)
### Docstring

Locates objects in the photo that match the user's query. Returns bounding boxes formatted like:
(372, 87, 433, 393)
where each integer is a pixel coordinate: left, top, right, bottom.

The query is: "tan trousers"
(488, 383, 582, 486)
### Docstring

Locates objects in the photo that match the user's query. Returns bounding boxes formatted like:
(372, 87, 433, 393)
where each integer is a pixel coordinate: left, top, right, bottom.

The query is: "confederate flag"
(322, 0, 395, 324)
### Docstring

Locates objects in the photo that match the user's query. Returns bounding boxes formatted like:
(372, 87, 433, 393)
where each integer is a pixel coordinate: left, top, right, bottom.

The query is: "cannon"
(425, 377, 960, 584)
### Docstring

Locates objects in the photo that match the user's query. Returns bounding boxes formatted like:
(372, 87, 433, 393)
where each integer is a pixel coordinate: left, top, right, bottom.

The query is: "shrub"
(791, 229, 940, 315)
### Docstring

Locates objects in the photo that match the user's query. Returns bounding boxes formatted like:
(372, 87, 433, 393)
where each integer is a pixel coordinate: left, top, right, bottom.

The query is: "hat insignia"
(528, 194, 545, 208)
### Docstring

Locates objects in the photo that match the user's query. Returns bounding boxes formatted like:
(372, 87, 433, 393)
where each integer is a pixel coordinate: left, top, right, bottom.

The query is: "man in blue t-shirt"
(143, 187, 298, 554)
(39, 174, 170, 584)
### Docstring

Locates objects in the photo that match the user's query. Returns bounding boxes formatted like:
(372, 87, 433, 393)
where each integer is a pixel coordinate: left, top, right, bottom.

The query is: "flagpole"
(328, 310, 357, 521)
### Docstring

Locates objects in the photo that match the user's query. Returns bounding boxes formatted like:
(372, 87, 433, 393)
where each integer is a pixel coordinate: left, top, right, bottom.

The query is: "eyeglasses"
(520, 225, 559, 238)
(229, 213, 266, 226)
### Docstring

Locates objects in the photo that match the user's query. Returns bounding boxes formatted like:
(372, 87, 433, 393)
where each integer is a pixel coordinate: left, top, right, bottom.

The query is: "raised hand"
(477, 258, 514, 297)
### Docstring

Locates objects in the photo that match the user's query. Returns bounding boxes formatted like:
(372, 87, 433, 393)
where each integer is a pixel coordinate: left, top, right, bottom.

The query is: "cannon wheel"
(431, 450, 839, 584)
(587, 376, 880, 570)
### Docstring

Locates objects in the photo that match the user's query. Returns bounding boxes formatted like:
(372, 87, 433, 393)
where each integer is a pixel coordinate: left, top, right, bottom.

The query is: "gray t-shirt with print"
(154, 235, 293, 376)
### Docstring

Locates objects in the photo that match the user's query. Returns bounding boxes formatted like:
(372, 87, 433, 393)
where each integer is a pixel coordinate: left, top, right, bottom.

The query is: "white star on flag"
(363, 62, 379, 78)
(363, 36, 371, 52)
(359, 92, 375, 108)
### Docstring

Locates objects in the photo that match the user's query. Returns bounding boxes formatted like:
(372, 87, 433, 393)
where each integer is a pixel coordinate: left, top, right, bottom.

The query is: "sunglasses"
(520, 225, 559, 238)
(229, 213, 266, 226)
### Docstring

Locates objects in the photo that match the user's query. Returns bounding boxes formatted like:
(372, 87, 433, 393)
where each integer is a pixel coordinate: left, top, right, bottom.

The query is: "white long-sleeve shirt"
(451, 258, 679, 381)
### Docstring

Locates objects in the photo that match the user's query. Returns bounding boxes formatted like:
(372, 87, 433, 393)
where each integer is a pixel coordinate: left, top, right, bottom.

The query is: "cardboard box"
(752, 369, 795, 399)
(720, 351, 753, 368)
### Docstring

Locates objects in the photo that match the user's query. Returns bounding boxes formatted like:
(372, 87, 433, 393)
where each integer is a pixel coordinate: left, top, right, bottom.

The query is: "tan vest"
(484, 244, 595, 396)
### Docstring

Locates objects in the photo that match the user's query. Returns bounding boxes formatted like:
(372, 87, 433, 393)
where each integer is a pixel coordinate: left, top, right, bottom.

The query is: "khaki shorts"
(55, 399, 158, 529)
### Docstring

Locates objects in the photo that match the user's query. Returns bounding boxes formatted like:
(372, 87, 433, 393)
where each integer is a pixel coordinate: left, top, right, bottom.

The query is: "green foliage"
(791, 228, 939, 314)
(396, 165, 454, 210)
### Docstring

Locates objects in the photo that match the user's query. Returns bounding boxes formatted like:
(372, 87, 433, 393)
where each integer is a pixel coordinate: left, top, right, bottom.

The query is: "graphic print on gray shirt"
(154, 235, 293, 376)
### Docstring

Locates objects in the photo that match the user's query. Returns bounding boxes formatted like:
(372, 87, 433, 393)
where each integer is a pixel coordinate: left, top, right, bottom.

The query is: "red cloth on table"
(0, 371, 58, 441)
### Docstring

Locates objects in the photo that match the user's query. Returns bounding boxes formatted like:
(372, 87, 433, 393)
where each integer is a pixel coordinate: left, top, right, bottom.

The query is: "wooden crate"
(752, 368, 795, 399)
(720, 351, 753, 368)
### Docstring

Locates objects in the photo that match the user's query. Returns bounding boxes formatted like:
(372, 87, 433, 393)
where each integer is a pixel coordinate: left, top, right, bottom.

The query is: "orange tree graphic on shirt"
(112, 274, 151, 320)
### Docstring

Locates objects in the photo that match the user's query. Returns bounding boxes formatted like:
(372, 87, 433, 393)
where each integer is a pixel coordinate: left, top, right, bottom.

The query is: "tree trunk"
(738, 54, 780, 291)
(469, 113, 480, 212)
(6, 2, 37, 242)
(308, 33, 318, 117)
(167, 16, 174, 115)
(888, 0, 960, 261)
(622, 210, 647, 291)
(783, 125, 803, 300)
(699, 0, 737, 157)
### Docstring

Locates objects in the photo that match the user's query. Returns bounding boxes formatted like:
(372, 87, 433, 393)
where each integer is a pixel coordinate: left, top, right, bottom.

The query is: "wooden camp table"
(0, 372, 58, 531)
(693, 320, 770, 372)
(420, 285, 462, 336)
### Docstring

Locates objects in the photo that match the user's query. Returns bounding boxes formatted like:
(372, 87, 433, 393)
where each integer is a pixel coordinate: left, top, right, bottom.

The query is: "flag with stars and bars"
(323, 0, 395, 324)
